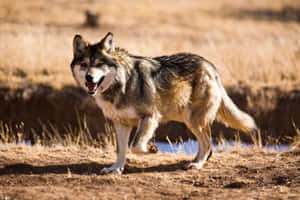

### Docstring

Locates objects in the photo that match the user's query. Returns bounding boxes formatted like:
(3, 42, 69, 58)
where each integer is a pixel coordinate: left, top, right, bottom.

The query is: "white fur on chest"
(94, 96, 138, 122)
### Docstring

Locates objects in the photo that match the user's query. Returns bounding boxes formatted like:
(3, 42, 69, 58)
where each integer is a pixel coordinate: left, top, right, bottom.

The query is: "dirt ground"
(1, 0, 300, 144)
(0, 145, 299, 200)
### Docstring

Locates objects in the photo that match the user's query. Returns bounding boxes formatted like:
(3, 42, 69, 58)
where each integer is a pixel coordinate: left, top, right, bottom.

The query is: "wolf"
(70, 32, 257, 174)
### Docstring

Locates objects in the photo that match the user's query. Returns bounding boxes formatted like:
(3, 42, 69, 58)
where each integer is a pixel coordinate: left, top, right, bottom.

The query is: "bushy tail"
(217, 85, 257, 133)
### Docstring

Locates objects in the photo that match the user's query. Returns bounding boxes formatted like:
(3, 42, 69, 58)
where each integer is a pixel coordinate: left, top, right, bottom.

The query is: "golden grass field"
(0, 0, 300, 199)
(0, 0, 300, 89)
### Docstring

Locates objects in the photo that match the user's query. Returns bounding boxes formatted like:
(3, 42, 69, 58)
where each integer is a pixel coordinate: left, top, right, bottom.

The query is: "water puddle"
(1, 140, 291, 155)
(155, 140, 291, 155)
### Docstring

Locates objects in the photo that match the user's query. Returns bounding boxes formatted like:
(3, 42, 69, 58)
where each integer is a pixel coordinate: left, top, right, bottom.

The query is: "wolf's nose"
(85, 74, 93, 82)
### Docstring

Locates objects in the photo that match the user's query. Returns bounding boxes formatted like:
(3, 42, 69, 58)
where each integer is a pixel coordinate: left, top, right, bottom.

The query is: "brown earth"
(0, 145, 299, 200)
(0, 84, 299, 145)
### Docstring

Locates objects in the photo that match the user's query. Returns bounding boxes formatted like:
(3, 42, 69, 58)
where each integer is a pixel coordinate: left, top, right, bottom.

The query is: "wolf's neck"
(100, 81, 122, 104)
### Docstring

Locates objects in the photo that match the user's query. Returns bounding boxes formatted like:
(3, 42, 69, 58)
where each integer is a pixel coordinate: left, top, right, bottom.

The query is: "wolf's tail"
(216, 83, 257, 133)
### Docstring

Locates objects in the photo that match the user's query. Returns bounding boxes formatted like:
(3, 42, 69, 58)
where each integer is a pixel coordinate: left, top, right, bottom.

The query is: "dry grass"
(1, 116, 299, 153)
(0, 117, 116, 149)
(0, 0, 300, 89)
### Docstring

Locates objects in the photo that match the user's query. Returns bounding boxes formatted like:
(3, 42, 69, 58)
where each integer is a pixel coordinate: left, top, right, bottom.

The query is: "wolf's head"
(71, 32, 121, 96)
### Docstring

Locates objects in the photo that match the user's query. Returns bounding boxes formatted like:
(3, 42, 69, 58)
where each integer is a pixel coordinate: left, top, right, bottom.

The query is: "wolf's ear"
(100, 32, 115, 54)
(73, 34, 88, 56)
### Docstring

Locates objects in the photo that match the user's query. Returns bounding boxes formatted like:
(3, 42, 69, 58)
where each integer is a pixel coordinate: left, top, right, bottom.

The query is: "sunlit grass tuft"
(0, 115, 116, 149)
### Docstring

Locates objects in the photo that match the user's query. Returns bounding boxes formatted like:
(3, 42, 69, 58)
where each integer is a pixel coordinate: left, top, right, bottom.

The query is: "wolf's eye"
(80, 63, 88, 68)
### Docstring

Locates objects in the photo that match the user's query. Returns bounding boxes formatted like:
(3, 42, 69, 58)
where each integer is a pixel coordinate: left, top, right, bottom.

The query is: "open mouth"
(85, 76, 105, 95)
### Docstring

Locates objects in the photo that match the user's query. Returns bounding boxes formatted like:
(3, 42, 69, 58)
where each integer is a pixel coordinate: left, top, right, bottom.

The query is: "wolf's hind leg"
(131, 115, 159, 154)
(183, 75, 221, 169)
(184, 86, 221, 168)
(185, 124, 212, 169)
(101, 123, 131, 174)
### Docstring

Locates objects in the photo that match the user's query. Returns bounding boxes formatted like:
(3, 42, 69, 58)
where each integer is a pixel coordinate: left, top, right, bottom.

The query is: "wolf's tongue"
(87, 83, 97, 91)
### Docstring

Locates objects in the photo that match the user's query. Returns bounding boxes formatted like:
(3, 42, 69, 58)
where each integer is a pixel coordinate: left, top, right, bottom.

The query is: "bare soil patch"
(0, 145, 299, 200)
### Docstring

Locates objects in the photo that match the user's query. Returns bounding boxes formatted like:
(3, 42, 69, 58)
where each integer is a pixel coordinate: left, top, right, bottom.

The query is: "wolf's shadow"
(0, 161, 189, 175)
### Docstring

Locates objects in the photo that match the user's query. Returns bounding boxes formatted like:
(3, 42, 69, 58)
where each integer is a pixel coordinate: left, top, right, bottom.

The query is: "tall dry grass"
(0, 0, 300, 89)
(0, 115, 116, 148)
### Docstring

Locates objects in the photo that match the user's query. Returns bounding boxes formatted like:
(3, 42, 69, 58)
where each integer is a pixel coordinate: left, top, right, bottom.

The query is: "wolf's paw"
(183, 161, 204, 170)
(100, 167, 124, 175)
(147, 143, 159, 153)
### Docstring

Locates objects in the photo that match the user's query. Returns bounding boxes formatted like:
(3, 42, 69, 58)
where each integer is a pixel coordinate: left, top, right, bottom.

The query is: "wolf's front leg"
(101, 123, 131, 174)
(131, 115, 159, 154)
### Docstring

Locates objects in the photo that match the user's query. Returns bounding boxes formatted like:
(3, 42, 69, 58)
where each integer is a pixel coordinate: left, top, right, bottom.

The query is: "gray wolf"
(70, 32, 257, 174)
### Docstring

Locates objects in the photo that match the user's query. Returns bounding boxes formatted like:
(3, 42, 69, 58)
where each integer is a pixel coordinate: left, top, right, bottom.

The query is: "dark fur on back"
(152, 53, 207, 90)
(99, 52, 214, 108)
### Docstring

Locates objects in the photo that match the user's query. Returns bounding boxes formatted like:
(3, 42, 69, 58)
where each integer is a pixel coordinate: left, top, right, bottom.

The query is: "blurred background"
(0, 0, 300, 146)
